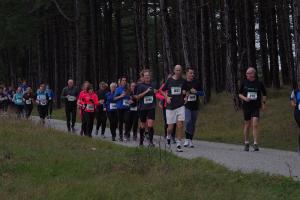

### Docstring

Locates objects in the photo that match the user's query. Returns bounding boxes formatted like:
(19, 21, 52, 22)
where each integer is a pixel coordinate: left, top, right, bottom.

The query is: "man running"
(61, 79, 79, 132)
(36, 83, 49, 124)
(95, 82, 109, 137)
(114, 76, 130, 141)
(23, 87, 35, 119)
(290, 81, 300, 155)
(239, 67, 267, 152)
(184, 68, 205, 148)
(161, 65, 187, 152)
(0, 87, 8, 114)
(135, 70, 157, 147)
(125, 82, 139, 141)
(105, 82, 118, 141)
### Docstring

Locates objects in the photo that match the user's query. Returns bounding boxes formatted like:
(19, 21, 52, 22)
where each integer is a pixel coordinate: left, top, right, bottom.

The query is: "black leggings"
(294, 110, 300, 150)
(15, 105, 24, 118)
(107, 111, 118, 139)
(118, 109, 128, 139)
(65, 104, 77, 129)
(24, 105, 33, 118)
(96, 110, 107, 135)
(82, 111, 95, 137)
(38, 105, 48, 119)
(48, 100, 53, 116)
(125, 111, 138, 139)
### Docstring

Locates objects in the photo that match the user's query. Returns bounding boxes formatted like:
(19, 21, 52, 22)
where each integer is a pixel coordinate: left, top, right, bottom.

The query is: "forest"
(0, 0, 300, 108)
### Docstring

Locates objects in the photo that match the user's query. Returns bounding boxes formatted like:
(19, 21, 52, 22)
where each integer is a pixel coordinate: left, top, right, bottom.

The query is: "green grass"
(42, 86, 298, 151)
(0, 119, 300, 200)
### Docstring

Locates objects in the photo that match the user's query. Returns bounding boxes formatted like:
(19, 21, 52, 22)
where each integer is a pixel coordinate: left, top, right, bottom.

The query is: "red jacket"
(78, 91, 99, 113)
(156, 83, 167, 108)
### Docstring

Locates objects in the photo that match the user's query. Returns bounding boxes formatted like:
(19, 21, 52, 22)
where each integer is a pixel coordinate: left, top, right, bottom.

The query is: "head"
(246, 67, 256, 81)
(23, 80, 27, 85)
(174, 65, 183, 78)
(26, 87, 32, 93)
(68, 79, 74, 88)
(110, 82, 117, 92)
(87, 85, 94, 94)
(46, 85, 50, 90)
(130, 82, 136, 92)
(82, 81, 90, 91)
(143, 69, 151, 84)
(186, 68, 195, 81)
(120, 76, 127, 87)
(139, 70, 145, 83)
(99, 82, 107, 90)
(16, 87, 22, 93)
(39, 84, 45, 91)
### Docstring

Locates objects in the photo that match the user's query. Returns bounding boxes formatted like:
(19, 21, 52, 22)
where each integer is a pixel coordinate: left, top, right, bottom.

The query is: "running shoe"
(176, 145, 183, 152)
(244, 143, 250, 151)
(184, 139, 190, 147)
(253, 144, 259, 151)
(190, 140, 194, 148)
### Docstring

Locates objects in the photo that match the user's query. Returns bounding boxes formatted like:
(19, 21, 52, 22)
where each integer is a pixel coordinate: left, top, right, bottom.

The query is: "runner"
(19, 79, 28, 94)
(105, 82, 118, 141)
(23, 87, 35, 119)
(61, 79, 79, 132)
(125, 82, 139, 141)
(0, 87, 8, 114)
(78, 84, 99, 137)
(135, 70, 157, 147)
(46, 85, 55, 119)
(239, 67, 267, 152)
(13, 87, 25, 118)
(290, 81, 300, 155)
(183, 68, 205, 148)
(78, 81, 90, 135)
(36, 83, 49, 124)
(161, 65, 187, 152)
(114, 76, 130, 141)
(95, 82, 109, 137)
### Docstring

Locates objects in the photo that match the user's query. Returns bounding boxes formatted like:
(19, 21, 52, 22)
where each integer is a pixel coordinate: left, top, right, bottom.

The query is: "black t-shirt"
(97, 89, 109, 110)
(61, 86, 79, 105)
(0, 93, 8, 103)
(239, 79, 267, 109)
(23, 92, 35, 105)
(136, 83, 156, 110)
(185, 79, 202, 111)
(162, 77, 187, 110)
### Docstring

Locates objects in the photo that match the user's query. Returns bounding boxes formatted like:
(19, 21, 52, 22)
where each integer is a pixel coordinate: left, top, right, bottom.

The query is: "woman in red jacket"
(78, 84, 99, 137)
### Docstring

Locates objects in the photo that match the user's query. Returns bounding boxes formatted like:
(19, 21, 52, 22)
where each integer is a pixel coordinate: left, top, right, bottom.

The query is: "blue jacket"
(13, 92, 24, 105)
(114, 86, 130, 110)
(36, 90, 49, 106)
(105, 92, 117, 112)
(46, 89, 55, 100)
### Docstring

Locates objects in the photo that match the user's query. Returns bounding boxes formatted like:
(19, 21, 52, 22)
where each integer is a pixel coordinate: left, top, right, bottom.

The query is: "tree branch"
(51, 0, 76, 22)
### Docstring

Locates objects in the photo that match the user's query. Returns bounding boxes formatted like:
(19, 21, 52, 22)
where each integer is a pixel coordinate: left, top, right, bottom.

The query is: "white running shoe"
(176, 145, 183, 152)
(184, 139, 190, 147)
(190, 140, 194, 148)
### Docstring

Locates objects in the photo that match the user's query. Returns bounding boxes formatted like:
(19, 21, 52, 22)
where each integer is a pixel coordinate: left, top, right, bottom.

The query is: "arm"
(61, 88, 67, 100)
(238, 82, 250, 102)
(113, 88, 125, 101)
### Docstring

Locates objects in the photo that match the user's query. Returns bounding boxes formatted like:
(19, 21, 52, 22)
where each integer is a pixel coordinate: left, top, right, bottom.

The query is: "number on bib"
(26, 100, 32, 105)
(86, 104, 95, 111)
(68, 96, 76, 101)
(247, 92, 258, 100)
(123, 99, 129, 107)
(187, 94, 197, 102)
(130, 106, 138, 111)
(171, 87, 181, 95)
(144, 96, 154, 104)
(110, 103, 117, 110)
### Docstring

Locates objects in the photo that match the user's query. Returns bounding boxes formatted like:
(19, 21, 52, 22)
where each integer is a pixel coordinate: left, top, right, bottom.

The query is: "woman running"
(125, 82, 139, 141)
(36, 83, 49, 124)
(95, 82, 109, 137)
(13, 87, 25, 118)
(78, 81, 90, 135)
(105, 82, 118, 141)
(23, 87, 35, 119)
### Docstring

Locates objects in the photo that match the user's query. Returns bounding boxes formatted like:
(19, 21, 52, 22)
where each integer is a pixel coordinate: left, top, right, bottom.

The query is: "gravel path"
(35, 117, 300, 181)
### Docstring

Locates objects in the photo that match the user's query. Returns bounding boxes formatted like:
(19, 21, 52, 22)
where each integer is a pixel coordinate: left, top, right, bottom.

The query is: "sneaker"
(244, 143, 250, 151)
(172, 137, 176, 144)
(190, 140, 194, 148)
(176, 145, 183, 152)
(184, 139, 190, 147)
(94, 130, 99, 136)
(253, 144, 259, 151)
(112, 137, 116, 141)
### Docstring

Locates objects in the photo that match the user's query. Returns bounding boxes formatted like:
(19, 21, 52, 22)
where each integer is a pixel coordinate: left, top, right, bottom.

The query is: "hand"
(244, 97, 250, 102)
(99, 100, 104, 104)
(166, 96, 172, 104)
(129, 99, 134, 104)
(146, 88, 152, 93)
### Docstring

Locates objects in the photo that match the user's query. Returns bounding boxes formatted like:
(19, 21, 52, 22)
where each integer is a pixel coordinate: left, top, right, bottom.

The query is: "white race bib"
(247, 92, 258, 100)
(16, 99, 23, 104)
(130, 106, 138, 111)
(40, 100, 47, 106)
(123, 99, 129, 107)
(38, 95, 47, 101)
(171, 87, 182, 95)
(144, 96, 154, 104)
(298, 104, 300, 111)
(67, 96, 76, 101)
(86, 104, 95, 111)
(110, 103, 117, 110)
(26, 100, 32, 105)
(188, 94, 197, 102)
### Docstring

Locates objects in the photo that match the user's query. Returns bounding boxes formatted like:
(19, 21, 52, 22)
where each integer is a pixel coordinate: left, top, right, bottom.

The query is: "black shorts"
(243, 108, 260, 121)
(139, 109, 155, 123)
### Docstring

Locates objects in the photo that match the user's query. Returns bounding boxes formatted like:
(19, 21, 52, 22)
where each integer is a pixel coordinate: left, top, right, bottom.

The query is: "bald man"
(239, 67, 267, 152)
(61, 79, 80, 132)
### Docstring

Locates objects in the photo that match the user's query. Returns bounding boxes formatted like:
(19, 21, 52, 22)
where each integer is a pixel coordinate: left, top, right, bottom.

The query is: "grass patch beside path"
(0, 119, 300, 200)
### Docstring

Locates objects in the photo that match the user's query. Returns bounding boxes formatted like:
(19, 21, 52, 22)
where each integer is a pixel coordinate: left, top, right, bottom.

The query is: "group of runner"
(61, 65, 204, 152)
(2, 65, 300, 154)
(0, 80, 55, 123)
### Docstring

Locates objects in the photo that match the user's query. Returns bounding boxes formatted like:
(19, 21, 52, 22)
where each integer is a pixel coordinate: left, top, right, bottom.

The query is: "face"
(68, 80, 74, 87)
(246, 69, 256, 81)
(111, 85, 117, 92)
(130, 83, 136, 92)
(144, 72, 151, 83)
(83, 82, 89, 90)
(26, 87, 32, 93)
(186, 69, 194, 80)
(40, 84, 45, 91)
(88, 89, 93, 94)
(120, 78, 127, 87)
(17, 87, 22, 93)
(174, 65, 182, 77)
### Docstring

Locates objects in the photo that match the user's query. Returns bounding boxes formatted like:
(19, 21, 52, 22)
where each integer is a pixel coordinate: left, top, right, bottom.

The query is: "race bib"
(40, 100, 47, 106)
(67, 96, 76, 102)
(130, 106, 138, 111)
(123, 99, 129, 107)
(110, 103, 117, 110)
(144, 96, 154, 104)
(86, 104, 95, 111)
(38, 95, 47, 101)
(26, 100, 32, 105)
(16, 99, 23, 104)
(247, 92, 258, 100)
(188, 94, 197, 102)
(298, 104, 300, 111)
(171, 87, 182, 95)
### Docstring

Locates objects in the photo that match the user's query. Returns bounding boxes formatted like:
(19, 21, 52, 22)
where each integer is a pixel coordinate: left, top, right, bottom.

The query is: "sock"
(245, 141, 250, 145)
(254, 141, 258, 145)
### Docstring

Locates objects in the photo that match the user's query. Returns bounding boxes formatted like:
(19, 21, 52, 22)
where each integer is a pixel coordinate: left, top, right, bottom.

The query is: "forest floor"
(38, 85, 298, 151)
(1, 118, 300, 200)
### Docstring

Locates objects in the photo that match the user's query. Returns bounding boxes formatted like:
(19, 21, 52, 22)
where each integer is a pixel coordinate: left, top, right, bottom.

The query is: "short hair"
(110, 82, 117, 88)
(186, 67, 194, 73)
(246, 67, 256, 74)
